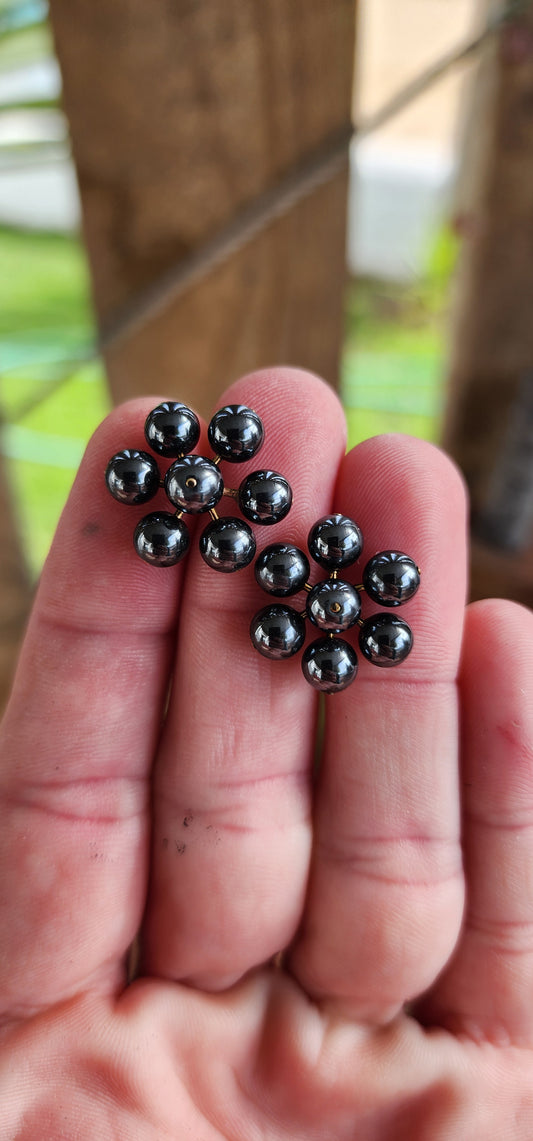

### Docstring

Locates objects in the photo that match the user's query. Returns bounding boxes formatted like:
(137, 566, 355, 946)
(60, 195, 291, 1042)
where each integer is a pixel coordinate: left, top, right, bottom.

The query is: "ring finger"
(289, 433, 468, 1022)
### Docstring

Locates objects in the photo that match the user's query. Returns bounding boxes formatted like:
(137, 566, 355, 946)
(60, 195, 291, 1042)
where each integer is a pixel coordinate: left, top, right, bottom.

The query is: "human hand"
(1, 368, 532, 1139)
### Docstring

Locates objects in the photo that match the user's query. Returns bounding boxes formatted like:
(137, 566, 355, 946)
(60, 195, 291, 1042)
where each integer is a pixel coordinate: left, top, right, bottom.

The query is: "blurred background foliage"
(0, 0, 464, 577)
(0, 221, 454, 574)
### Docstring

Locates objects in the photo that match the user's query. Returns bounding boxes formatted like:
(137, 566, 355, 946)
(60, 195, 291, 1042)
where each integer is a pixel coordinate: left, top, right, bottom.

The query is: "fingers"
(417, 599, 533, 1046)
(289, 435, 468, 1021)
(0, 399, 185, 1017)
(143, 368, 347, 987)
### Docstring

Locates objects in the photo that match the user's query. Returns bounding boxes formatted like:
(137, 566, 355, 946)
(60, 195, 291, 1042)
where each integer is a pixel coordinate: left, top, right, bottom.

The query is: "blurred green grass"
(0, 225, 90, 340)
(0, 226, 110, 575)
(0, 224, 455, 577)
(342, 226, 456, 446)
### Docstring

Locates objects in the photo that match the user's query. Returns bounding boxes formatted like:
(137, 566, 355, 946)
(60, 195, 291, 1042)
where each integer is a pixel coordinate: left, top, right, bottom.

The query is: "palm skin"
(1, 368, 533, 1140)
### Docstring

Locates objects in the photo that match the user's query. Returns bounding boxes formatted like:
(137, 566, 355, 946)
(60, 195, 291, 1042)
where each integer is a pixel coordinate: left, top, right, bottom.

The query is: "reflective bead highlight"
(239, 470, 292, 525)
(250, 604, 306, 660)
(105, 449, 160, 505)
(302, 636, 358, 693)
(200, 516, 256, 572)
(254, 543, 310, 597)
(363, 551, 420, 607)
(144, 401, 200, 457)
(359, 614, 413, 666)
(308, 514, 363, 570)
(208, 404, 264, 463)
(165, 455, 223, 513)
(307, 579, 361, 632)
(133, 512, 189, 566)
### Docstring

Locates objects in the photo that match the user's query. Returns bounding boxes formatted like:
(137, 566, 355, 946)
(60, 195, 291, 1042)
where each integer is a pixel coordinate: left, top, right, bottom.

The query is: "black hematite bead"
(105, 449, 160, 505)
(200, 516, 256, 572)
(133, 512, 190, 566)
(307, 579, 361, 633)
(363, 551, 420, 607)
(250, 604, 306, 660)
(238, 470, 292, 525)
(308, 514, 363, 570)
(165, 455, 223, 513)
(359, 614, 413, 667)
(302, 636, 358, 693)
(254, 543, 310, 597)
(144, 401, 200, 458)
(208, 405, 264, 463)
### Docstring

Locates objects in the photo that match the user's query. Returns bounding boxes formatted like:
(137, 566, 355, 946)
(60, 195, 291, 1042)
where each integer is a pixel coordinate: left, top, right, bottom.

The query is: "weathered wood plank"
(444, 8, 533, 606)
(48, 0, 355, 416)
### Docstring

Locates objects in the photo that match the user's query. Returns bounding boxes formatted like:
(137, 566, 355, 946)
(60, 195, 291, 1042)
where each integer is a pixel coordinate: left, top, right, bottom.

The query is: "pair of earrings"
(105, 402, 420, 693)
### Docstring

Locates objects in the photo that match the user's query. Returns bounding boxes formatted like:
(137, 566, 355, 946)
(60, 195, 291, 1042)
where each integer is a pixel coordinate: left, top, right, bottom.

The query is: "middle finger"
(289, 433, 468, 1021)
(143, 367, 347, 987)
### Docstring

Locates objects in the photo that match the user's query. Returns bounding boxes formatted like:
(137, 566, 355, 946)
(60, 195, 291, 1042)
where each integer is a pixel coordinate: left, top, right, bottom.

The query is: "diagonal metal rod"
(355, 0, 529, 138)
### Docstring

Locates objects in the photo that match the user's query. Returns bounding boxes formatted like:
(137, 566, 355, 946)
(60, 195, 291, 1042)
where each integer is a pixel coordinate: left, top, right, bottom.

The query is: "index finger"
(0, 398, 186, 1018)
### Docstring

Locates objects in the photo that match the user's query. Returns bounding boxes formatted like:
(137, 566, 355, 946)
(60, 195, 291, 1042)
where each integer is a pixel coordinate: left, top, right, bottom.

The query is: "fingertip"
(37, 395, 198, 635)
(80, 394, 208, 474)
(340, 433, 468, 526)
(338, 432, 468, 583)
(460, 597, 533, 693)
(215, 365, 347, 453)
(334, 433, 469, 681)
(464, 595, 533, 630)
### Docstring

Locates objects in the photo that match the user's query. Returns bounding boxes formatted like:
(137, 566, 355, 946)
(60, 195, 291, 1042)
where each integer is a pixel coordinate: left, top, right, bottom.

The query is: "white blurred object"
(0, 107, 65, 145)
(0, 59, 80, 231)
(347, 137, 455, 281)
(0, 58, 61, 103)
(0, 155, 80, 230)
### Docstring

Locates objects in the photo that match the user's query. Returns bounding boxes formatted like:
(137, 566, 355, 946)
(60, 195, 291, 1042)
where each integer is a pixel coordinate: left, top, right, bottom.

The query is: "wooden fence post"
(48, 0, 356, 417)
(444, 4, 533, 606)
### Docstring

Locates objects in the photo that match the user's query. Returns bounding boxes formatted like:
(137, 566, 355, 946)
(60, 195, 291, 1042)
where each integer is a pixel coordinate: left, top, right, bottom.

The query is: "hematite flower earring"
(105, 402, 293, 571)
(250, 514, 420, 693)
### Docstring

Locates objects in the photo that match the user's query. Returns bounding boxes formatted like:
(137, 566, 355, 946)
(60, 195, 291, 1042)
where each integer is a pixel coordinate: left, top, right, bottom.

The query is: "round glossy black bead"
(238, 470, 292, 525)
(208, 404, 264, 463)
(164, 454, 223, 513)
(302, 636, 358, 693)
(363, 551, 420, 607)
(200, 516, 256, 572)
(308, 514, 363, 570)
(105, 449, 160, 505)
(250, 604, 306, 660)
(133, 512, 189, 566)
(254, 543, 310, 597)
(307, 579, 361, 632)
(359, 614, 413, 667)
(144, 401, 200, 458)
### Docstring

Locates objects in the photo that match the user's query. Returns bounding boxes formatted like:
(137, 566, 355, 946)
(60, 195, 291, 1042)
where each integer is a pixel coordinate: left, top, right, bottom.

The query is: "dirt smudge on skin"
(82, 521, 101, 536)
